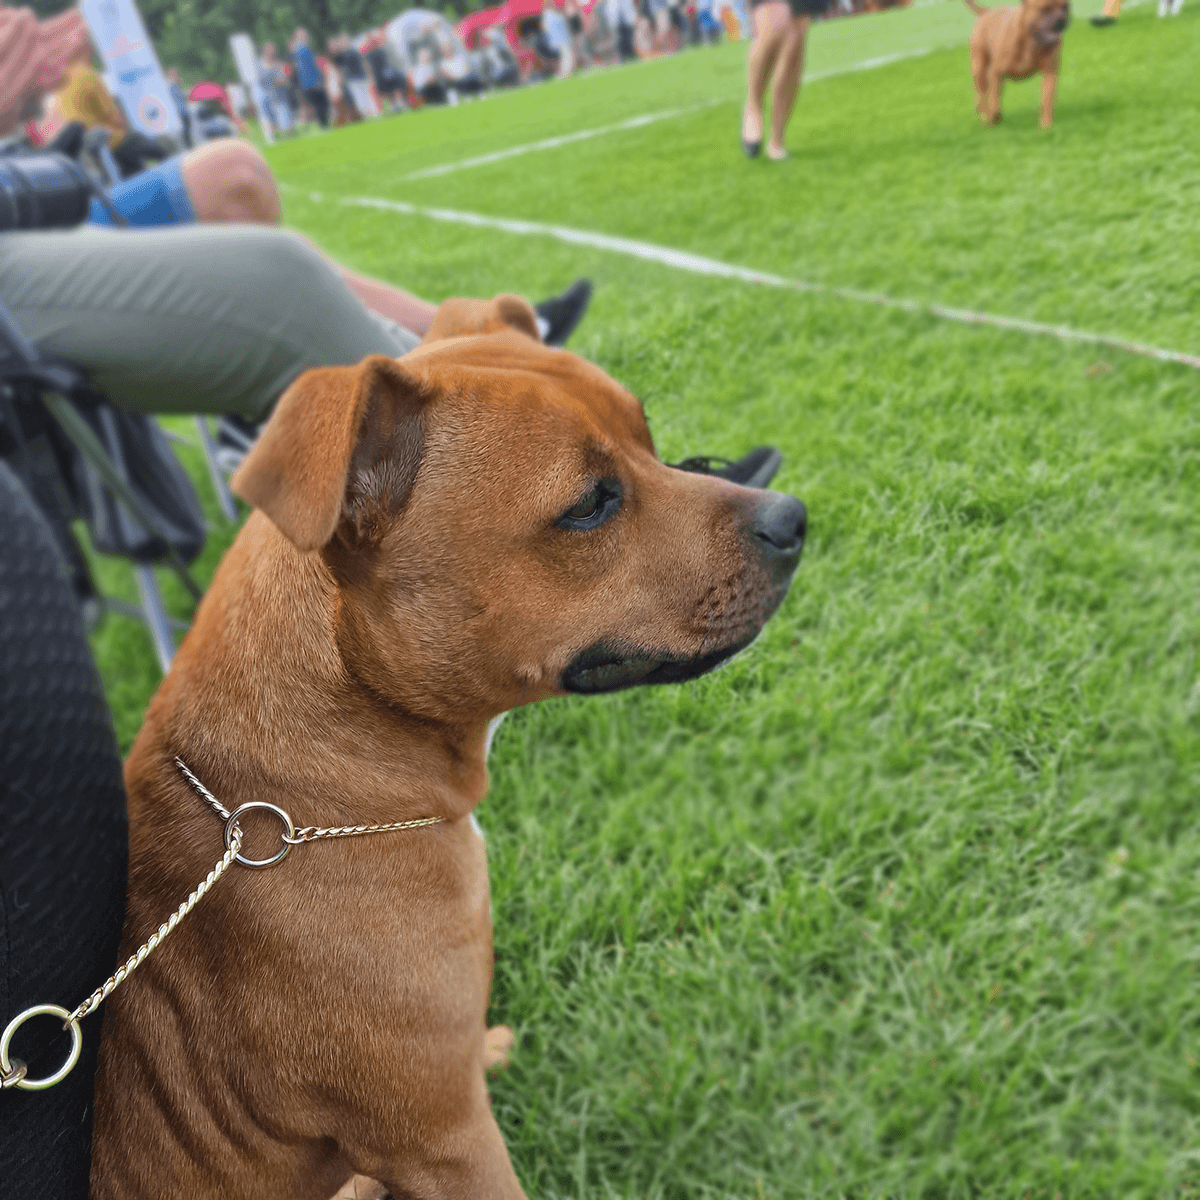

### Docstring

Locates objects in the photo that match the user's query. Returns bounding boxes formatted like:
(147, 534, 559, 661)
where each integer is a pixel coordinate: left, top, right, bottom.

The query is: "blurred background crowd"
(19, 0, 913, 145)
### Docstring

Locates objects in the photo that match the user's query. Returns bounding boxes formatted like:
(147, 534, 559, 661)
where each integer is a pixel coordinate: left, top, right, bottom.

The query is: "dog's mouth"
(561, 634, 758, 695)
(1036, 16, 1069, 41)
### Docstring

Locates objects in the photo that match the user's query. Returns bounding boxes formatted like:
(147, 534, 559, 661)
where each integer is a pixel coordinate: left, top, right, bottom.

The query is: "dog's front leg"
(1039, 68, 1059, 128)
(365, 1110, 528, 1200)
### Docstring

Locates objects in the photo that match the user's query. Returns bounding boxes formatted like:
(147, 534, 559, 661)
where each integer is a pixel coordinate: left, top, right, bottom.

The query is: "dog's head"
(1023, 0, 1070, 45)
(232, 295, 805, 723)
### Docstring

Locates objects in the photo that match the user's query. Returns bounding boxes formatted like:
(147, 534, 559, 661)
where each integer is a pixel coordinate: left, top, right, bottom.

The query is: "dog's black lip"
(561, 634, 758, 695)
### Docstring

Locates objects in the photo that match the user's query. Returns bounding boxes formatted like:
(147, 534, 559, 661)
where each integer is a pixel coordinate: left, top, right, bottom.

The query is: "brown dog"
(90, 295, 805, 1199)
(964, 0, 1070, 128)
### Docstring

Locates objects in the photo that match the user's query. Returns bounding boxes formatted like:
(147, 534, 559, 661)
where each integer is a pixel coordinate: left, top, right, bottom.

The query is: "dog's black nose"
(752, 492, 806, 582)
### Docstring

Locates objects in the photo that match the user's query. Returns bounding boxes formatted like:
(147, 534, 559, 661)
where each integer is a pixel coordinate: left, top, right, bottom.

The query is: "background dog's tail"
(962, 0, 988, 12)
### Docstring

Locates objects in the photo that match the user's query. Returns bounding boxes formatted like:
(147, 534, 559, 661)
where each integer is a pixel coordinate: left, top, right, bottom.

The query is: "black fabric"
(335, 47, 368, 80)
(303, 85, 331, 127)
(0, 461, 128, 1199)
(0, 381, 206, 570)
(617, 20, 636, 59)
(750, 0, 834, 15)
(111, 131, 170, 181)
(534, 278, 593, 348)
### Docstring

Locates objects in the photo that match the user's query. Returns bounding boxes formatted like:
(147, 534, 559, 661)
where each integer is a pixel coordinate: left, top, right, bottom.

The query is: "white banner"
(81, 0, 181, 139)
(229, 32, 275, 143)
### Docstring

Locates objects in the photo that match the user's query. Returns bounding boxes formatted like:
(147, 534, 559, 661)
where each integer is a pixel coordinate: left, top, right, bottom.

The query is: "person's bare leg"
(767, 15, 810, 159)
(335, 264, 437, 336)
(743, 2, 789, 147)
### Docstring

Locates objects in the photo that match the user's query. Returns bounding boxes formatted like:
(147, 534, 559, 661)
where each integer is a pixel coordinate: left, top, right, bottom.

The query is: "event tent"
(455, 0, 601, 50)
(384, 8, 472, 72)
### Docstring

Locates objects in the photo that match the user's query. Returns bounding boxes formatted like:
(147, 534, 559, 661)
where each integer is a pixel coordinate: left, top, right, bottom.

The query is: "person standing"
(258, 41, 294, 133)
(541, 0, 575, 74)
(289, 27, 329, 128)
(563, 0, 592, 65)
(607, 0, 639, 60)
(740, 0, 830, 161)
(333, 34, 378, 118)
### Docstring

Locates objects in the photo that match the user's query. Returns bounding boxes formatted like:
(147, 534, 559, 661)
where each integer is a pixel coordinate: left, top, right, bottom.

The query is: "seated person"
(363, 37, 408, 111)
(436, 32, 485, 95)
(482, 26, 521, 87)
(517, 13, 560, 80)
(584, 1, 619, 61)
(408, 45, 447, 105)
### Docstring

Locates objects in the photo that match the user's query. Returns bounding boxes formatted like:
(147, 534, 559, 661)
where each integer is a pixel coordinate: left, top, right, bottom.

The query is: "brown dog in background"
(964, 0, 1070, 128)
(90, 294, 806, 1199)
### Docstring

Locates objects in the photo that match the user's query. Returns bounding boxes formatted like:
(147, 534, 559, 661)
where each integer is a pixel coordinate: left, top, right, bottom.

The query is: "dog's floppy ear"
(231, 355, 426, 552)
(420, 292, 541, 345)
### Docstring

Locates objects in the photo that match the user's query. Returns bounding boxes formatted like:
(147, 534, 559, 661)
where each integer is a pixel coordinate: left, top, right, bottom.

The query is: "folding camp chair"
(0, 295, 207, 672)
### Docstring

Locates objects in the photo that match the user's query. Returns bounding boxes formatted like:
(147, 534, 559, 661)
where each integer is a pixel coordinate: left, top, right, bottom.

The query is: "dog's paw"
(485, 1024, 515, 1071)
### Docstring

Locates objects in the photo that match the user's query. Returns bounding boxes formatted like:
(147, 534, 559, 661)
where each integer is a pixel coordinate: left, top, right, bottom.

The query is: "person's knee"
(182, 140, 282, 225)
(753, 2, 791, 37)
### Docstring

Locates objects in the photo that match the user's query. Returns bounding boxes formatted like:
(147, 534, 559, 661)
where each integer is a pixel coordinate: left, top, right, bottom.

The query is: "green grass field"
(89, 4, 1199, 1195)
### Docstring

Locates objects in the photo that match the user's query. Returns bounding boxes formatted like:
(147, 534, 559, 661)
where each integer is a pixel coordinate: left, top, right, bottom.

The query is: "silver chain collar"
(1, 758, 444, 1092)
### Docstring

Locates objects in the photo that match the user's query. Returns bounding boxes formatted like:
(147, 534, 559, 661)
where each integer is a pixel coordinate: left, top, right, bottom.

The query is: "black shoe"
(742, 138, 761, 158)
(535, 279, 593, 346)
(1090, 14, 1117, 23)
(669, 446, 782, 489)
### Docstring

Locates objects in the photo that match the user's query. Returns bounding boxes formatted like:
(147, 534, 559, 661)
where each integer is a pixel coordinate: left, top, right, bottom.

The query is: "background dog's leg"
(971, 44, 989, 120)
(985, 71, 1004, 123)
(1039, 69, 1059, 129)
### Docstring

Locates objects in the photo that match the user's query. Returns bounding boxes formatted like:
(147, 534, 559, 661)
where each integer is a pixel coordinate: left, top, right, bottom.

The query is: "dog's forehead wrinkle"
(427, 360, 645, 442)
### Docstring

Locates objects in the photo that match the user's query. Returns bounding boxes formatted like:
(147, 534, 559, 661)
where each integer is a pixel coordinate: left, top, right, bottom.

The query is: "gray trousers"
(0, 224, 420, 420)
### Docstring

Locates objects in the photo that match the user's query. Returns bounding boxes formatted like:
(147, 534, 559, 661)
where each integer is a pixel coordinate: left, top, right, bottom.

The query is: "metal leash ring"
(223, 801, 295, 869)
(1, 1003, 83, 1091)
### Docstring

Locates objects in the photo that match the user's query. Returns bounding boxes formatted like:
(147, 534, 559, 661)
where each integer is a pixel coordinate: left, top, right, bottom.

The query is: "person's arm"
(0, 5, 85, 136)
(0, 7, 41, 134)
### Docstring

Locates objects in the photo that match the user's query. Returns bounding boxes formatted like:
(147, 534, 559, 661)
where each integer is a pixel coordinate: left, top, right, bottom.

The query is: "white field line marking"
(397, 43, 949, 183)
(312, 190, 1200, 371)
(399, 103, 719, 181)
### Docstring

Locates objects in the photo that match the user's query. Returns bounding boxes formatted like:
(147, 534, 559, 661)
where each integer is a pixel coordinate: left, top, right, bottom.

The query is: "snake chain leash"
(0, 758, 443, 1091)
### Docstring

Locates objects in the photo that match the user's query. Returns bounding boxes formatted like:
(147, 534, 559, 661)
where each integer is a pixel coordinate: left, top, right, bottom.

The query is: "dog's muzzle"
(561, 491, 807, 695)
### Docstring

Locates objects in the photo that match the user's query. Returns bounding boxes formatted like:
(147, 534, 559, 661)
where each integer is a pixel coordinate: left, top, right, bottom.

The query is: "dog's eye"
(558, 479, 623, 531)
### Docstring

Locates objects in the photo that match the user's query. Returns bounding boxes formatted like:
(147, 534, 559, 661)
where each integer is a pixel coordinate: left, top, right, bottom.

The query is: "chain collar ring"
(223, 801, 295, 868)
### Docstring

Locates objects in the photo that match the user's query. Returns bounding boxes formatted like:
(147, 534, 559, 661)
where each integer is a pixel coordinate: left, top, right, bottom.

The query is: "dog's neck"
(138, 514, 492, 830)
